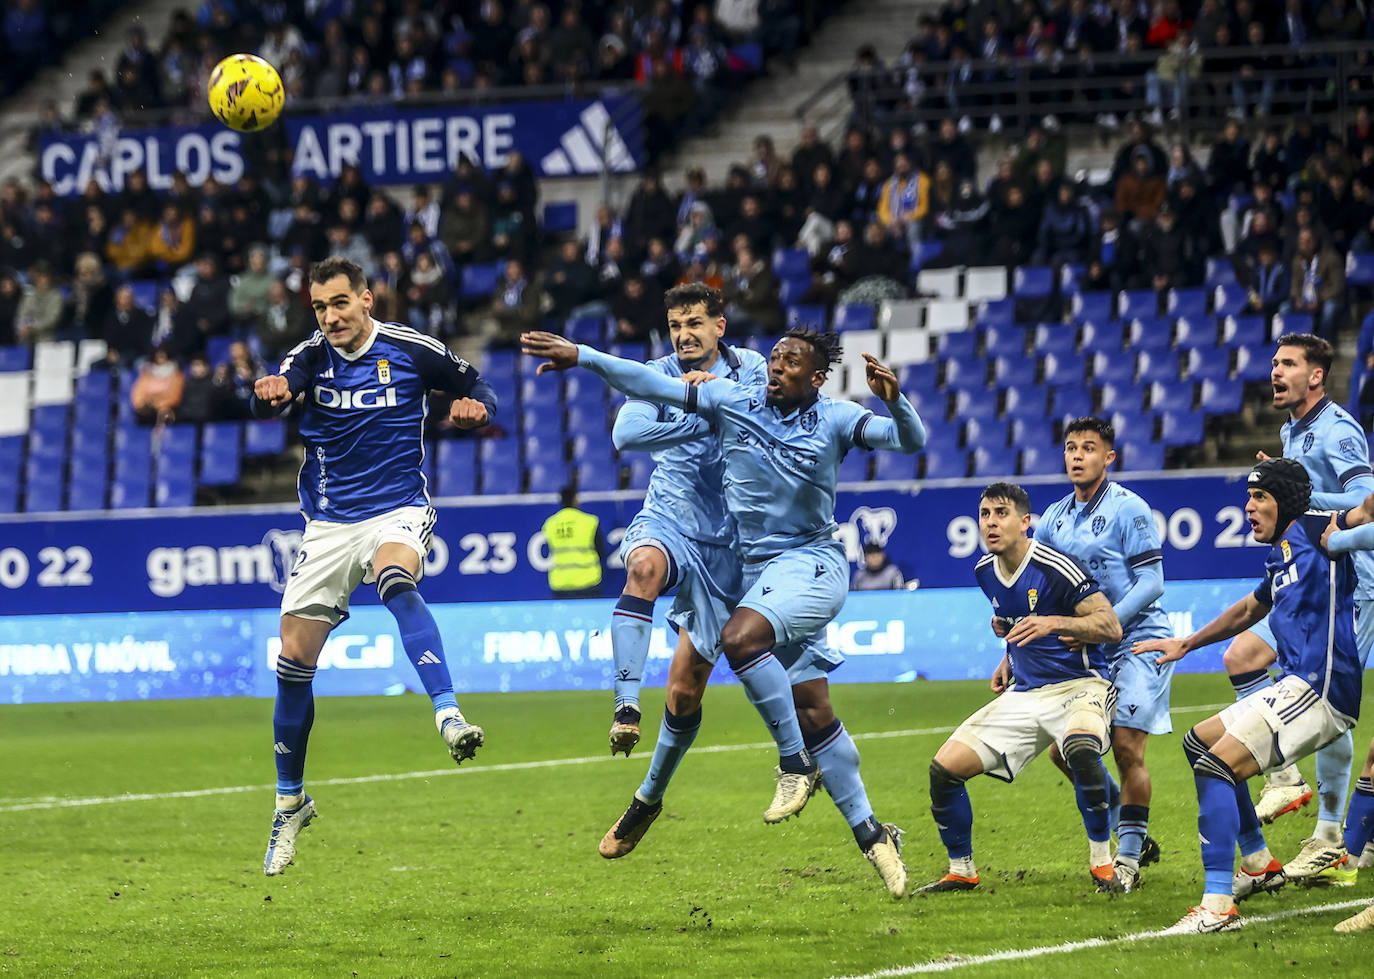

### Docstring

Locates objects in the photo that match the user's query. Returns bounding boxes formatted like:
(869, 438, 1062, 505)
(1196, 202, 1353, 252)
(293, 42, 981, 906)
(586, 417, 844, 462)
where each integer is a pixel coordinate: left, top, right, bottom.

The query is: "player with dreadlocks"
(521, 325, 925, 897)
(1134, 458, 1371, 934)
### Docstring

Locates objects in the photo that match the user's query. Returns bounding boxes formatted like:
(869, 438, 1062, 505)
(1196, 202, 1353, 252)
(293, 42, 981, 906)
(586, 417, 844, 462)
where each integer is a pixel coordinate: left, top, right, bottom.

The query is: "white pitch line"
(0, 701, 1233, 815)
(832, 898, 1374, 978)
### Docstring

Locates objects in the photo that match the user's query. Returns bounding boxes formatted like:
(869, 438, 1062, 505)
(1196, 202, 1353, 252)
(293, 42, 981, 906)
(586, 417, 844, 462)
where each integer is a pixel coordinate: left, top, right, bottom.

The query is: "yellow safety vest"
(543, 507, 602, 592)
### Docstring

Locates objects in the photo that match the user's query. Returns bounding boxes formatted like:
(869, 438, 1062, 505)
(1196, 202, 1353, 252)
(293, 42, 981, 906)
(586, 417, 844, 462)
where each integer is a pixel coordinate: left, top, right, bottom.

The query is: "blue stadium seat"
(1126, 317, 1174, 353)
(564, 315, 606, 345)
(521, 376, 562, 410)
(71, 426, 108, 466)
(1033, 324, 1078, 359)
(478, 455, 520, 495)
(482, 348, 517, 379)
(921, 422, 962, 453)
(1019, 444, 1064, 476)
(461, 262, 502, 300)
(772, 248, 810, 278)
(67, 469, 107, 510)
(75, 370, 111, 401)
(1106, 409, 1152, 445)
(977, 297, 1015, 326)
(991, 355, 1037, 387)
(834, 304, 876, 333)
(1173, 316, 1218, 351)
(571, 459, 616, 492)
(1117, 439, 1165, 471)
(245, 419, 287, 456)
(1167, 287, 1209, 322)
(199, 422, 242, 487)
(568, 399, 611, 434)
(1137, 350, 1181, 385)
(207, 335, 234, 370)
(778, 276, 810, 306)
(1051, 384, 1094, 420)
(1200, 377, 1244, 415)
(1059, 263, 1087, 294)
(1348, 252, 1374, 287)
(1097, 381, 1145, 415)
(31, 403, 69, 440)
(1117, 290, 1158, 321)
(110, 470, 151, 509)
(523, 430, 565, 462)
(1069, 292, 1114, 324)
(1205, 257, 1238, 288)
(1272, 312, 1313, 337)
(898, 362, 938, 391)
(1184, 347, 1234, 382)
(964, 417, 1008, 452)
(1042, 352, 1087, 386)
(937, 330, 980, 362)
(837, 451, 869, 483)
(24, 467, 64, 512)
(1221, 315, 1269, 348)
(786, 304, 828, 331)
(1159, 410, 1204, 448)
(1080, 321, 1125, 355)
(435, 439, 478, 496)
(910, 240, 945, 272)
(921, 448, 967, 479)
(541, 200, 578, 234)
(0, 346, 32, 372)
(971, 445, 1015, 478)
(1213, 283, 1249, 317)
(873, 452, 916, 481)
(1149, 380, 1195, 414)
(526, 460, 569, 494)
(128, 279, 161, 313)
(156, 425, 197, 465)
(154, 455, 195, 507)
(1013, 266, 1054, 298)
(1004, 388, 1050, 423)
(1234, 344, 1275, 383)
(1091, 351, 1137, 385)
(946, 362, 992, 398)
(983, 323, 1028, 356)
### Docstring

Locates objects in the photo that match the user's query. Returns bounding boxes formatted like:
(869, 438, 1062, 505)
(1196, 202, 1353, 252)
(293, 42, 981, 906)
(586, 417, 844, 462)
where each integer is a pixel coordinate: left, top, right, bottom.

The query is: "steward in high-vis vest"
(543, 485, 605, 597)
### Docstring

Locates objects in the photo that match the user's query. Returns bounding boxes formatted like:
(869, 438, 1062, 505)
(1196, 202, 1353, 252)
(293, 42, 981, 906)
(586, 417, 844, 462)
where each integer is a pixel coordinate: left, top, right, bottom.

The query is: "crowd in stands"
(848, 0, 1374, 131)
(1, 1, 125, 97)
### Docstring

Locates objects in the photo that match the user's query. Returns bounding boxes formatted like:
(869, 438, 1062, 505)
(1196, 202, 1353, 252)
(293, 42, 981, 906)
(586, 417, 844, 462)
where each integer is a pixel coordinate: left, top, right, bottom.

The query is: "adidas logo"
(416, 651, 442, 666)
(539, 102, 636, 176)
(273, 741, 291, 754)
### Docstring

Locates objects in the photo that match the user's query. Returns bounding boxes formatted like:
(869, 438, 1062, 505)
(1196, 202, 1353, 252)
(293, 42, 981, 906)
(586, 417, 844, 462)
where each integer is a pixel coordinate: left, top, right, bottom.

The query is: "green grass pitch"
(2, 673, 1371, 977)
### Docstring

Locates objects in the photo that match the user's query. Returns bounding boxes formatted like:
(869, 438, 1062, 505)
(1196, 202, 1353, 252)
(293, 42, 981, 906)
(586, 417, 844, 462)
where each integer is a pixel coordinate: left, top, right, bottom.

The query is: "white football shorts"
(1219, 673, 1354, 775)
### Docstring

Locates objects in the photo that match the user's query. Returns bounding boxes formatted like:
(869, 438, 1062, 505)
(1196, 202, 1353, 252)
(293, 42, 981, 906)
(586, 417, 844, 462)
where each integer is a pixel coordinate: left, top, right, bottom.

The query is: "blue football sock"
(728, 649, 806, 763)
(1195, 751, 1241, 896)
(378, 565, 457, 713)
(1229, 668, 1272, 702)
(1343, 777, 1374, 856)
(1117, 804, 1149, 863)
(1235, 778, 1267, 858)
(611, 595, 655, 710)
(805, 718, 877, 845)
(1315, 729, 1355, 825)
(273, 655, 316, 797)
(1064, 734, 1111, 844)
(929, 762, 973, 861)
(637, 706, 701, 805)
(1106, 771, 1122, 835)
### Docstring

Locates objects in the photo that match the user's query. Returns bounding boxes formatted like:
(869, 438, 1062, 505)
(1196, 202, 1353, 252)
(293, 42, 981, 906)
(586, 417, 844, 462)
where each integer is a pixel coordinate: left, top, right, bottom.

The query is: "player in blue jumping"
(522, 324, 925, 897)
(921, 482, 1126, 895)
(603, 283, 766, 757)
(1032, 416, 1173, 892)
(1219, 334, 1374, 882)
(1134, 459, 1367, 933)
(250, 256, 497, 876)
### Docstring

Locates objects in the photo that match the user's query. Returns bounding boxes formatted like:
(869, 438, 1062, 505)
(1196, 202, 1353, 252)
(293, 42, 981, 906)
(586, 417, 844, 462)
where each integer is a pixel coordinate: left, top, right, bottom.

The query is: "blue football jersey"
(975, 540, 1108, 689)
(1281, 396, 1374, 599)
(615, 344, 767, 545)
(1036, 481, 1172, 648)
(1252, 512, 1363, 720)
(265, 321, 496, 522)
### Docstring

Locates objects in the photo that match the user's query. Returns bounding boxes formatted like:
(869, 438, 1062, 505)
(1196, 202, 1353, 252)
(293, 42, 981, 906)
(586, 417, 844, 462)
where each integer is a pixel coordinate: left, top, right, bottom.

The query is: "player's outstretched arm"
(521, 331, 713, 413)
(612, 398, 711, 452)
(853, 353, 926, 453)
(1133, 592, 1268, 664)
(251, 375, 295, 417)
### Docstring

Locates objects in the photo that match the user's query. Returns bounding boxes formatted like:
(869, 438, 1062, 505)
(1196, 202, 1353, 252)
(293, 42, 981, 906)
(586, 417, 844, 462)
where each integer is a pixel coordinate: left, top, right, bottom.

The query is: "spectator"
(1094, 208, 1143, 291)
(545, 239, 599, 318)
(1316, 0, 1365, 40)
(14, 262, 62, 344)
(1244, 241, 1289, 319)
(729, 193, 777, 255)
(230, 246, 276, 324)
(181, 254, 234, 350)
(930, 118, 978, 185)
(797, 162, 847, 255)
(624, 172, 677, 256)
(928, 179, 990, 268)
(640, 237, 681, 296)
(490, 182, 534, 261)
(440, 187, 491, 266)
(481, 258, 546, 347)
(722, 243, 782, 334)
(850, 157, 887, 227)
(855, 220, 910, 285)
(1286, 227, 1345, 337)
(147, 203, 196, 270)
(1165, 143, 1203, 189)
(1169, 177, 1223, 268)
(255, 280, 313, 364)
(68, 251, 112, 340)
(988, 184, 1039, 268)
(1115, 147, 1167, 225)
(1110, 121, 1167, 184)
(99, 283, 153, 365)
(323, 223, 377, 280)
(0, 272, 20, 346)
(130, 346, 185, 425)
(362, 193, 405, 257)
(1318, 172, 1362, 253)
(1139, 205, 1192, 293)
(674, 202, 717, 260)
(791, 126, 835, 192)
(1036, 181, 1092, 265)
(281, 202, 325, 260)
(105, 207, 152, 274)
(177, 353, 217, 424)
(1145, 25, 1199, 123)
(212, 342, 263, 420)
(594, 235, 630, 300)
(851, 542, 905, 590)
(1206, 119, 1253, 199)
(406, 251, 452, 336)
(612, 275, 660, 341)
(803, 219, 862, 305)
(876, 152, 930, 250)
(1232, 22, 1277, 119)
(1252, 127, 1289, 192)
(404, 185, 441, 240)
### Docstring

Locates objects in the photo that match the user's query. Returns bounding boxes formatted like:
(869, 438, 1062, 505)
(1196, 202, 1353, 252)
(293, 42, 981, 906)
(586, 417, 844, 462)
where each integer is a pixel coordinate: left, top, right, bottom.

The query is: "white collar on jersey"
(335, 317, 381, 362)
(994, 538, 1038, 589)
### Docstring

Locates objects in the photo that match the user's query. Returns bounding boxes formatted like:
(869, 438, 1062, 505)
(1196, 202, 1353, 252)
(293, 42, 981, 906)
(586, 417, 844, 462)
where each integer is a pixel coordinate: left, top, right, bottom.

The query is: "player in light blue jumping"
(1135, 459, 1367, 934)
(250, 256, 496, 876)
(1033, 416, 1173, 892)
(1219, 334, 1374, 881)
(522, 325, 925, 896)
(604, 283, 766, 757)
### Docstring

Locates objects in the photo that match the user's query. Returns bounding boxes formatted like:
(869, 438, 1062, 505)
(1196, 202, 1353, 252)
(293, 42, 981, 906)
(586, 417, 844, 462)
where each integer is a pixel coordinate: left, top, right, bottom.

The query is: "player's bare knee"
(664, 675, 705, 716)
(623, 549, 667, 598)
(794, 703, 834, 735)
(1223, 632, 1273, 675)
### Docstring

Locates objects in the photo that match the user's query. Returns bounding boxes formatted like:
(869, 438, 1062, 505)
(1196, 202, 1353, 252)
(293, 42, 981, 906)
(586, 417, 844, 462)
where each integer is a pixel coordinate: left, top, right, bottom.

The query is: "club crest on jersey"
(1303, 432, 1315, 453)
(1027, 587, 1038, 611)
(801, 409, 818, 433)
(1092, 515, 1106, 535)
(377, 358, 391, 384)
(1281, 539, 1292, 562)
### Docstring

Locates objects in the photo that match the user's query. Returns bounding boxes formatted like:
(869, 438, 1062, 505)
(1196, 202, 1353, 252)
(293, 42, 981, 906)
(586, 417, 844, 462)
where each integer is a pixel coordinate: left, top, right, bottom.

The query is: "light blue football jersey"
(1280, 396, 1374, 599)
(257, 321, 497, 523)
(613, 343, 767, 545)
(1036, 480, 1173, 646)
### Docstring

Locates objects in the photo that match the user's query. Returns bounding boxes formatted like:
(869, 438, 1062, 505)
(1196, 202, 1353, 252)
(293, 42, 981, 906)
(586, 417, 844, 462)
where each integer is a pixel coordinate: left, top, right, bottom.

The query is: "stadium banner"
(0, 580, 1254, 704)
(37, 94, 642, 197)
(0, 470, 1267, 616)
(284, 96, 642, 182)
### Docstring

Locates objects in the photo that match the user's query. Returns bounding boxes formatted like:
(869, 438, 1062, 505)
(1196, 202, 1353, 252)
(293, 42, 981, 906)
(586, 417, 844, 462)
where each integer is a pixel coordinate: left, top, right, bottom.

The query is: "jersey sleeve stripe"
(278, 332, 324, 373)
(853, 412, 875, 451)
(1339, 464, 1373, 487)
(1033, 545, 1090, 585)
(684, 383, 699, 414)
(1127, 548, 1163, 568)
(375, 323, 451, 357)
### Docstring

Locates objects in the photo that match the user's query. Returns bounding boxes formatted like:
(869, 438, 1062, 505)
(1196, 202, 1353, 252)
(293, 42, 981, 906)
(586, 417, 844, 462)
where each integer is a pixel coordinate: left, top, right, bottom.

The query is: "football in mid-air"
(207, 54, 284, 132)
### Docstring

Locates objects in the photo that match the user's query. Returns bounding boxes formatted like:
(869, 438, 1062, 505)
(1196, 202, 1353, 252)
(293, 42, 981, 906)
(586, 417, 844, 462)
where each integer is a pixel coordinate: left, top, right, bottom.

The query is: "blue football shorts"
(620, 513, 742, 665)
(1105, 635, 1175, 735)
(737, 538, 848, 683)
